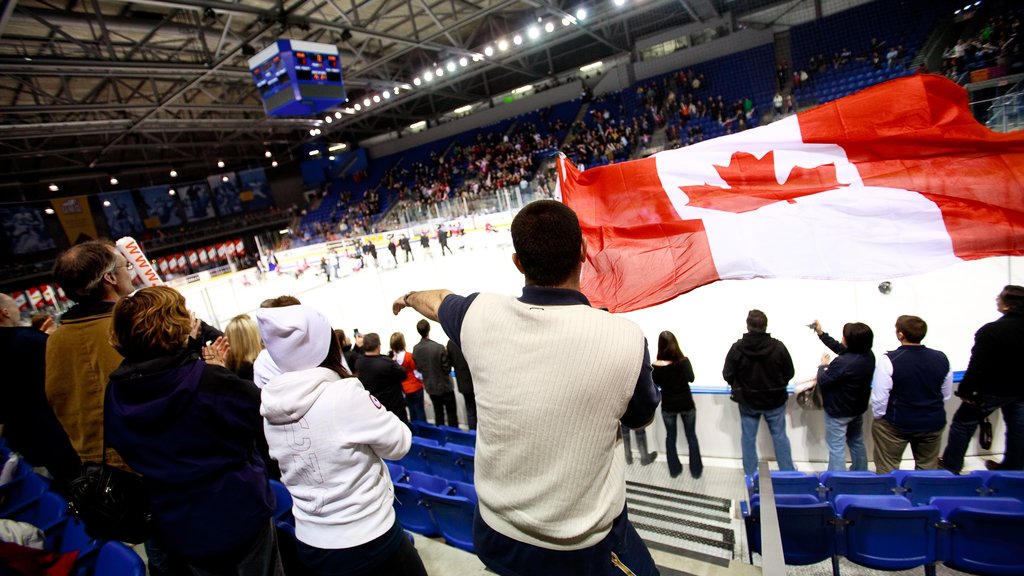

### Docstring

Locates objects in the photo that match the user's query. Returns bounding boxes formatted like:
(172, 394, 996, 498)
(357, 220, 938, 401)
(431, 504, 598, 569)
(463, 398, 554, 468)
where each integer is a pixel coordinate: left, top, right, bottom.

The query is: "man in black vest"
(941, 285, 1024, 473)
(870, 315, 952, 474)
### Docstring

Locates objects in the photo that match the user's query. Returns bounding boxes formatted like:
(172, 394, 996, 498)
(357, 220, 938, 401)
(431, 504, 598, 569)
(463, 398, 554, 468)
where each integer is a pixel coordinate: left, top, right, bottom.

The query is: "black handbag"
(979, 418, 993, 450)
(67, 446, 153, 544)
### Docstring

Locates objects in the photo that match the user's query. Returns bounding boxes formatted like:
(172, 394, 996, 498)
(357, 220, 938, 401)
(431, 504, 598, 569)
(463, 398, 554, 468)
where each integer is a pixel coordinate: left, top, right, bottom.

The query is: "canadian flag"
(559, 75, 1024, 313)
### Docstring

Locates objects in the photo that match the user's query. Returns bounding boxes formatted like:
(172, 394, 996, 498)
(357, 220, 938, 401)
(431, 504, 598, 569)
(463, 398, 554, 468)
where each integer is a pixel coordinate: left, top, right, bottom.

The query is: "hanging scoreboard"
(249, 39, 347, 116)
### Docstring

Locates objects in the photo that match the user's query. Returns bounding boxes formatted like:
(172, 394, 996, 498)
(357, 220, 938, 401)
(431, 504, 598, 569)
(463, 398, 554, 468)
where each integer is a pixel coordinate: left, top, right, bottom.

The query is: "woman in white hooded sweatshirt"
(256, 304, 427, 576)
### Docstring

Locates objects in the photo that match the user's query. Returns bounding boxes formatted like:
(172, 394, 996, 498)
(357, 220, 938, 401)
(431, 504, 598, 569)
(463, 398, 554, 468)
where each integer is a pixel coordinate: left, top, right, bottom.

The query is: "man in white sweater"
(393, 200, 661, 575)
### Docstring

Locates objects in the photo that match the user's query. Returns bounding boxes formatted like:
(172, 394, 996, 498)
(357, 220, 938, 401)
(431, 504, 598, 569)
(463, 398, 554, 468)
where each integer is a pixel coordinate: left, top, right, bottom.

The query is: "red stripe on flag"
(560, 157, 719, 312)
(798, 74, 1024, 260)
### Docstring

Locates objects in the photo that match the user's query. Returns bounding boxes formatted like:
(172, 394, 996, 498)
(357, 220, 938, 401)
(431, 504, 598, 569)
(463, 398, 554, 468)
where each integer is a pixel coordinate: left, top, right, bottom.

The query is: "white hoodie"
(261, 367, 411, 549)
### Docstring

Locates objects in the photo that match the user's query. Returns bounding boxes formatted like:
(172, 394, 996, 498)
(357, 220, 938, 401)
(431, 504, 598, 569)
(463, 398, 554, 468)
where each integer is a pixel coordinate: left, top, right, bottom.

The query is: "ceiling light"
(447, 62, 456, 72)
(459, 57, 468, 67)
(309, 129, 317, 136)
(103, 200, 111, 207)
(562, 17, 571, 26)
(335, 111, 342, 119)
(169, 169, 177, 177)
(414, 77, 422, 85)
(435, 68, 443, 76)
(545, 22, 555, 33)
(453, 105, 473, 114)
(372, 95, 380, 102)
(355, 103, 362, 110)
(580, 61, 603, 72)
(424, 72, 433, 81)
(472, 54, 484, 62)
(512, 84, 533, 94)
(394, 86, 400, 94)
(309, 150, 320, 156)
(271, 161, 278, 167)
(217, 160, 225, 168)
(528, 27, 540, 39)
(265, 150, 273, 158)
(109, 177, 118, 185)
(614, 0, 625, 5)
(44, 207, 55, 214)
(514, 34, 523, 45)
(383, 91, 391, 99)
(329, 156, 336, 161)
(325, 115, 332, 123)
(329, 143, 347, 151)
(221, 176, 229, 182)
(484, 46, 494, 56)
(169, 189, 176, 195)
(363, 98, 371, 106)
(48, 184, 58, 192)
(576, 8, 587, 19)
(498, 39, 509, 51)
(409, 120, 426, 130)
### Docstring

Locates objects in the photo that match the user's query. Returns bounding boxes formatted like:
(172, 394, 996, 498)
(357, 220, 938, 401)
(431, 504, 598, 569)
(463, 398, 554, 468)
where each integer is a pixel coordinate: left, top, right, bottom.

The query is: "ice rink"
(175, 226, 1023, 465)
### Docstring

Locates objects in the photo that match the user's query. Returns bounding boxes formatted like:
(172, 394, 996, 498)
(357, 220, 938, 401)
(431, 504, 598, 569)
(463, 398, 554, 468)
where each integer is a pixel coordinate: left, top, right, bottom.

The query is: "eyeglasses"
(119, 261, 135, 271)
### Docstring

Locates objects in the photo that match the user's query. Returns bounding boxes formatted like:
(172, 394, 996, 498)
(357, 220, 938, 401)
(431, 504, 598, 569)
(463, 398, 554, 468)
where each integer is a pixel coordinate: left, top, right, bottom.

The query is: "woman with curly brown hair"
(104, 285, 283, 575)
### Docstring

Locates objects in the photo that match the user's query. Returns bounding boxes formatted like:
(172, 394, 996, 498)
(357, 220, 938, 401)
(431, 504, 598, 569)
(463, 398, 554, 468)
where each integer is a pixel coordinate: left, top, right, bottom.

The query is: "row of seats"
(397, 437, 475, 484)
(410, 421, 476, 448)
(746, 470, 1024, 505)
(742, 493, 1024, 575)
(386, 463, 477, 553)
(0, 443, 146, 575)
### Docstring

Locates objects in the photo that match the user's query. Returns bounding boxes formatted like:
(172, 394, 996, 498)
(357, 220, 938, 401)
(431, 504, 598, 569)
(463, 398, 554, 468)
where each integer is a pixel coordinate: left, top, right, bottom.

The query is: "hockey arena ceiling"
(0, 0, 794, 197)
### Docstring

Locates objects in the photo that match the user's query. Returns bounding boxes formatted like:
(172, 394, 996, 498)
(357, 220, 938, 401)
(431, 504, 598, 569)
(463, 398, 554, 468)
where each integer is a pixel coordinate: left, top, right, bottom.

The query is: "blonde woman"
(103, 286, 282, 574)
(225, 314, 263, 380)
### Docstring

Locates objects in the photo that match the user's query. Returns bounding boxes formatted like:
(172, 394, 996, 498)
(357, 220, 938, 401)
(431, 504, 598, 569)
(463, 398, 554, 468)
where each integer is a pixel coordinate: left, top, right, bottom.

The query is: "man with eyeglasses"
(45, 240, 136, 472)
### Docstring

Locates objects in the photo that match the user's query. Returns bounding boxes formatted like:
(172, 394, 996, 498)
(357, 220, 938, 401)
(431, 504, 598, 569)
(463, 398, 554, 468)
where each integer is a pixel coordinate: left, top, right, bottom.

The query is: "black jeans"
(297, 518, 427, 576)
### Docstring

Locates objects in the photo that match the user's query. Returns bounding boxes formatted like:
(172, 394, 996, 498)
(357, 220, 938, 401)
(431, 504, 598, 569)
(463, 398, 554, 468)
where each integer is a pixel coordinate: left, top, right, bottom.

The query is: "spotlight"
(372, 95, 380, 102)
(383, 91, 391, 99)
(576, 8, 587, 19)
(265, 150, 273, 158)
(48, 183, 58, 192)
(340, 29, 353, 42)
(309, 129, 317, 136)
(545, 22, 554, 33)
(364, 98, 371, 106)
(414, 77, 422, 86)
(44, 207, 55, 214)
(878, 281, 893, 295)
(217, 160, 225, 168)
(498, 39, 509, 51)
(354, 103, 362, 110)
(325, 115, 332, 123)
(435, 68, 443, 76)
(271, 160, 278, 167)
(447, 62, 456, 72)
(222, 176, 229, 183)
(170, 169, 178, 178)
(459, 57, 468, 67)
(335, 111, 342, 119)
(394, 86, 400, 94)
(168, 189, 176, 196)
(103, 200, 111, 207)
(514, 34, 523, 45)
(614, 0, 625, 6)
(562, 17, 571, 26)
(109, 177, 118, 185)
(484, 46, 494, 56)
(528, 27, 539, 39)
(424, 72, 433, 81)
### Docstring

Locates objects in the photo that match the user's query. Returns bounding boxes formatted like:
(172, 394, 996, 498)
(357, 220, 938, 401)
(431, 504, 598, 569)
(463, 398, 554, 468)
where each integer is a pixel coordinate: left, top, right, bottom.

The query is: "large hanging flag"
(558, 74, 1024, 313)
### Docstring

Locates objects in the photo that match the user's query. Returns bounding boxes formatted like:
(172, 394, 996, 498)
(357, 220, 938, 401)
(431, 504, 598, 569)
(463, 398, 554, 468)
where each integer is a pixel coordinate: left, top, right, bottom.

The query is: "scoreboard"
(248, 39, 347, 116)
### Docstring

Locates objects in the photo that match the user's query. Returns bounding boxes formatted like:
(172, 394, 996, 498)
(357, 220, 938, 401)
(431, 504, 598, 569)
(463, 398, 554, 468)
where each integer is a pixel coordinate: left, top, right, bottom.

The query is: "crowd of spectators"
(942, 10, 1023, 81)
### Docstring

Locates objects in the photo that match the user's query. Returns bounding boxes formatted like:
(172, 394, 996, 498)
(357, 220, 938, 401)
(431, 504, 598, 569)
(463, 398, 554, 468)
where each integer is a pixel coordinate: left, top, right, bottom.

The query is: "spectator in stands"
(354, 332, 410, 425)
(412, 319, 457, 428)
(105, 286, 282, 574)
(225, 313, 263, 381)
(0, 292, 80, 483)
(812, 320, 875, 471)
(393, 200, 660, 575)
(941, 285, 1024, 473)
(654, 330, 702, 479)
(723, 310, 796, 477)
(870, 315, 952, 474)
(46, 240, 134, 471)
(446, 339, 475, 430)
(390, 332, 426, 423)
(258, 305, 425, 576)
(253, 295, 302, 389)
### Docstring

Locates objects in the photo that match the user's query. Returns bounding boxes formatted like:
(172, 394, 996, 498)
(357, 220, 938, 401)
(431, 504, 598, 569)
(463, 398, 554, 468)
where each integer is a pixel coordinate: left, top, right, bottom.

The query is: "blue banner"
(0, 206, 56, 254)
(208, 173, 242, 216)
(139, 185, 183, 228)
(176, 181, 216, 222)
(98, 190, 144, 239)
(238, 168, 274, 211)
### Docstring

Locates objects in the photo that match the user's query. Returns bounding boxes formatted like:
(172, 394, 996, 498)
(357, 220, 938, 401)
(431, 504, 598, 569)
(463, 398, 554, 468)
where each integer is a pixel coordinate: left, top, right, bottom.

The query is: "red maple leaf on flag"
(681, 150, 849, 213)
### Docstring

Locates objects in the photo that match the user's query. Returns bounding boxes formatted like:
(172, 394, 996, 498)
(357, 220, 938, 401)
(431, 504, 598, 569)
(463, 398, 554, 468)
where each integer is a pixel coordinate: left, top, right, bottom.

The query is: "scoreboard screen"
(248, 40, 347, 116)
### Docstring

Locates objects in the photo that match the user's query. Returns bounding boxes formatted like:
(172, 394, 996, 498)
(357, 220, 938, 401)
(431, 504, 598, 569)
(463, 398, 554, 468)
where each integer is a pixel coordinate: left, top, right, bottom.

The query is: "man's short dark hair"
(511, 200, 582, 287)
(843, 322, 874, 354)
(1001, 285, 1024, 313)
(53, 240, 117, 303)
(362, 332, 381, 352)
(260, 295, 301, 308)
(746, 309, 768, 333)
(416, 319, 430, 338)
(896, 315, 927, 343)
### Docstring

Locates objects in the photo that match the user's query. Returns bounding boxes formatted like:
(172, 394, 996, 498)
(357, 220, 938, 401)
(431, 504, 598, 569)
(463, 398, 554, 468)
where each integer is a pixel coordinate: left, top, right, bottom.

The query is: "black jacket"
(653, 360, 695, 413)
(353, 354, 408, 419)
(815, 332, 874, 418)
(957, 311, 1024, 401)
(722, 332, 794, 410)
(447, 340, 474, 395)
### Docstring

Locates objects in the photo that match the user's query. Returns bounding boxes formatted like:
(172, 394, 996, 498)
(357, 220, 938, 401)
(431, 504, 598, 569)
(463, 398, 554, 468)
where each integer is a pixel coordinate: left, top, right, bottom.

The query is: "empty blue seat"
(0, 471, 50, 517)
(11, 491, 68, 535)
(419, 443, 459, 480)
(411, 422, 447, 444)
(386, 462, 407, 483)
(448, 444, 475, 484)
(742, 493, 838, 574)
(835, 494, 939, 572)
(944, 501, 1024, 575)
(95, 541, 146, 576)
(984, 472, 1024, 501)
(896, 470, 983, 505)
(393, 478, 440, 536)
(820, 471, 897, 502)
(269, 479, 294, 525)
(443, 428, 476, 448)
(747, 471, 820, 498)
(930, 496, 1024, 519)
(396, 437, 438, 474)
(419, 481, 477, 552)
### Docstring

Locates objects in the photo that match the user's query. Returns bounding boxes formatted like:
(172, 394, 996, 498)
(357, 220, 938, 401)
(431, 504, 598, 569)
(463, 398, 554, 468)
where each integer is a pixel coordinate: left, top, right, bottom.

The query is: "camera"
(353, 328, 360, 336)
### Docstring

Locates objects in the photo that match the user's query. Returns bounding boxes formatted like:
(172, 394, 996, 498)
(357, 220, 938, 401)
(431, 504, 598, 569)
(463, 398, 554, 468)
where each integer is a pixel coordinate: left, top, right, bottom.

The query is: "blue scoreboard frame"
(248, 39, 347, 116)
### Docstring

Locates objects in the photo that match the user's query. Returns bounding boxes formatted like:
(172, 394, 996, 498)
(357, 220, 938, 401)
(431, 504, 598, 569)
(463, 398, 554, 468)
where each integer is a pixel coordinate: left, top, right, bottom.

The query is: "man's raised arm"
(392, 289, 453, 321)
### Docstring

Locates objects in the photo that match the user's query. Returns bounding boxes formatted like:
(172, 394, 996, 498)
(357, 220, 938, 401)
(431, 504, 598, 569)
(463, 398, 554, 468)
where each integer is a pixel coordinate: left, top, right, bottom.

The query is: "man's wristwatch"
(403, 291, 415, 306)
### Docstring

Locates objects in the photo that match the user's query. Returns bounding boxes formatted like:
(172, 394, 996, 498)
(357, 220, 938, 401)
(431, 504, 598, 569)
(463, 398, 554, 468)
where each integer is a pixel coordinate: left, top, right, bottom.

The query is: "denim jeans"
(824, 413, 867, 471)
(662, 409, 703, 478)
(942, 395, 1024, 473)
(405, 389, 426, 423)
(739, 404, 794, 476)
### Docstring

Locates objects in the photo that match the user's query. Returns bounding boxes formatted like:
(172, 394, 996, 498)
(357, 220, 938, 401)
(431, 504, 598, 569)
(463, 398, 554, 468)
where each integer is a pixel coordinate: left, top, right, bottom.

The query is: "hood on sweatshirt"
(736, 332, 779, 359)
(260, 367, 339, 425)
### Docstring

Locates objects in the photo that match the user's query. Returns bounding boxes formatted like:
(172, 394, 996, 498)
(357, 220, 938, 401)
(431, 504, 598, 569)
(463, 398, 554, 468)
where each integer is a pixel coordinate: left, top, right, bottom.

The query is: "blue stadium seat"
(983, 472, 1024, 501)
(834, 494, 939, 573)
(396, 437, 438, 474)
(448, 444, 475, 484)
(10, 491, 68, 535)
(419, 443, 459, 480)
(386, 462, 407, 483)
(94, 541, 146, 576)
(0, 471, 49, 517)
(419, 481, 477, 552)
(742, 493, 838, 574)
(943, 500, 1024, 575)
(819, 471, 897, 502)
(393, 476, 441, 536)
(898, 471, 983, 505)
(411, 421, 447, 444)
(747, 471, 820, 498)
(269, 479, 294, 525)
(443, 428, 476, 449)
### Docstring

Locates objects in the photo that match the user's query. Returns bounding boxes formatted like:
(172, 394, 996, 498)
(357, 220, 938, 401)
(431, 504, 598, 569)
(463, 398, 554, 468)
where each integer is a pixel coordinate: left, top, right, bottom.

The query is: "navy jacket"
(816, 332, 874, 418)
(105, 350, 274, 561)
(957, 311, 1024, 401)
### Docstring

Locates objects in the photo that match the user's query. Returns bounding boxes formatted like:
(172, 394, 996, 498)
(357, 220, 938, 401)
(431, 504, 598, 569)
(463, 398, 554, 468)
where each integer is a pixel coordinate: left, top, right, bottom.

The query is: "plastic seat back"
(985, 472, 1024, 502)
(11, 491, 68, 534)
(929, 496, 1024, 519)
(393, 481, 439, 536)
(94, 541, 146, 576)
(419, 485, 476, 552)
(946, 505, 1024, 575)
(420, 444, 461, 481)
(444, 429, 477, 448)
(836, 495, 939, 570)
(386, 462, 407, 483)
(743, 494, 837, 571)
(396, 438, 438, 474)
(411, 422, 447, 444)
(269, 479, 294, 525)
(448, 444, 475, 484)
(407, 471, 448, 494)
(901, 473, 984, 505)
(821, 471, 897, 502)
(448, 480, 478, 504)
(0, 472, 49, 516)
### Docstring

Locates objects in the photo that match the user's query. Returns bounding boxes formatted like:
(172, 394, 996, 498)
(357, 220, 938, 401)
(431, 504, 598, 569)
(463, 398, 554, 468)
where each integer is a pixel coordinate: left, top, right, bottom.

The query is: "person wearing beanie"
(257, 305, 426, 576)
